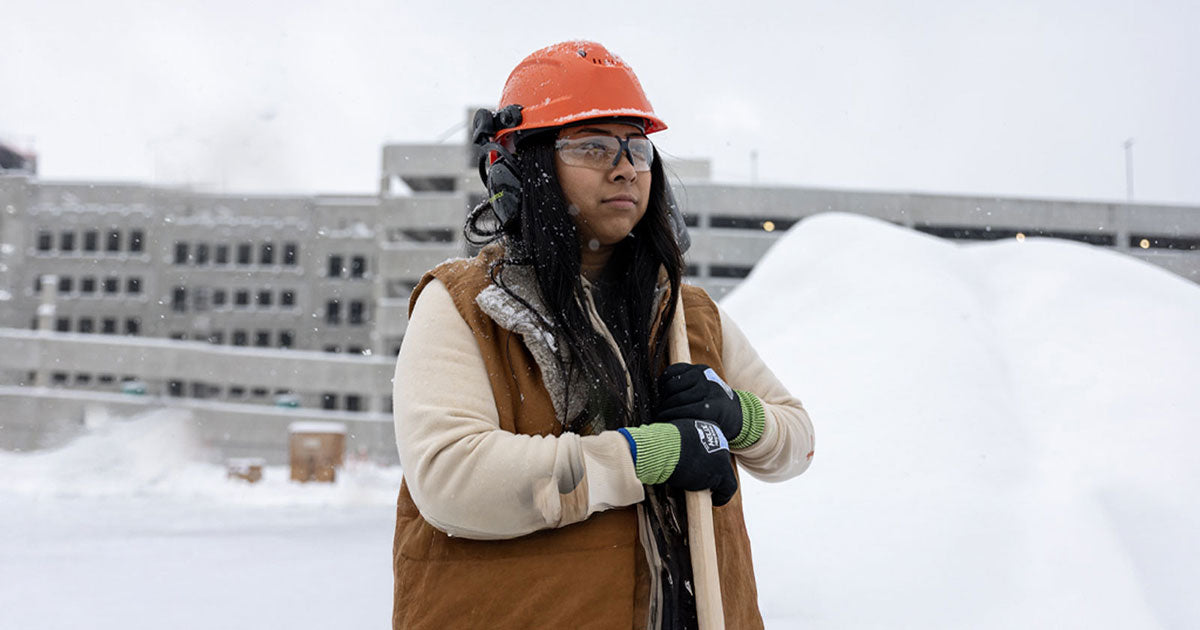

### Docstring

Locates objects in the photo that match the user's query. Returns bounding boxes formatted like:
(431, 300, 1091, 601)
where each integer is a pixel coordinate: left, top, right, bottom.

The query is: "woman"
(392, 40, 814, 630)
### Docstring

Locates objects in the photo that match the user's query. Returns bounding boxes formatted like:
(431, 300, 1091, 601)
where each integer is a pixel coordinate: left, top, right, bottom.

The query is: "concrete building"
(1, 124, 1197, 463)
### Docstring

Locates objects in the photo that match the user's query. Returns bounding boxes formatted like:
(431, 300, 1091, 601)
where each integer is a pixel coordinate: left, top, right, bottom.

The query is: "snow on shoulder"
(723, 211, 1200, 628)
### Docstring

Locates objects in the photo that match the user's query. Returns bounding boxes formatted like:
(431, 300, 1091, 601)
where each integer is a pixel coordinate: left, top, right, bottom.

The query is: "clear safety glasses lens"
(555, 136, 654, 172)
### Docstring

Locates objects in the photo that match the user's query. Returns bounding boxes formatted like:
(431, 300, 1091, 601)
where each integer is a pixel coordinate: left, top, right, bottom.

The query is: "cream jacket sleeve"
(718, 304, 816, 482)
(393, 278, 646, 540)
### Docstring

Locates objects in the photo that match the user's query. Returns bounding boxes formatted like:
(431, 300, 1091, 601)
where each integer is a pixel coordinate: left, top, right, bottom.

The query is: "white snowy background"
(2, 0, 1199, 205)
(3, 212, 1198, 628)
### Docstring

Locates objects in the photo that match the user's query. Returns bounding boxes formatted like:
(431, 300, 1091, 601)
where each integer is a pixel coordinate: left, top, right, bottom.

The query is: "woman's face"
(555, 122, 653, 248)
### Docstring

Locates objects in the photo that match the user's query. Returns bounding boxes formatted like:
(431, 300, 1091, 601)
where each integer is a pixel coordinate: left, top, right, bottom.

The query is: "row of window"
(174, 241, 299, 267)
(36, 274, 142, 296)
(172, 329, 297, 349)
(171, 286, 297, 312)
(327, 254, 369, 279)
(35, 228, 144, 254)
(40, 316, 141, 335)
(32, 370, 374, 413)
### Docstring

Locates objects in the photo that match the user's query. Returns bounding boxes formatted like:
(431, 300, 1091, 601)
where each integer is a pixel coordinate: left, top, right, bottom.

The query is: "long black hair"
(465, 130, 683, 432)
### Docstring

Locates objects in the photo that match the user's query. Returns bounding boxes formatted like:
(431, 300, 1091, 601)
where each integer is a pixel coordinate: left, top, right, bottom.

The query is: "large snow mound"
(724, 212, 1200, 628)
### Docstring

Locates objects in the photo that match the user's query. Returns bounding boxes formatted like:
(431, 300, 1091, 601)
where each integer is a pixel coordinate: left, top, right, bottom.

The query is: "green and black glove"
(618, 419, 738, 506)
(656, 363, 765, 449)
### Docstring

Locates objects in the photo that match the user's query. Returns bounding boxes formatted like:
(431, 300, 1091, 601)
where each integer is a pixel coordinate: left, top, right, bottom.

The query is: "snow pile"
(0, 407, 402, 507)
(724, 212, 1200, 628)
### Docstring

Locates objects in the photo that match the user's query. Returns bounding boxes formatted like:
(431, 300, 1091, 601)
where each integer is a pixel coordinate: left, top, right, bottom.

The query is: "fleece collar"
(474, 254, 671, 434)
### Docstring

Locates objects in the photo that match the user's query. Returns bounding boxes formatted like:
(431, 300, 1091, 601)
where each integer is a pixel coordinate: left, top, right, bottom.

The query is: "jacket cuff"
(623, 424, 680, 485)
(732, 390, 766, 449)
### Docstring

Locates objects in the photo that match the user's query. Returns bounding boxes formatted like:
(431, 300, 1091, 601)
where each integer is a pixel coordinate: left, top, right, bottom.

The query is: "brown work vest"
(392, 248, 764, 630)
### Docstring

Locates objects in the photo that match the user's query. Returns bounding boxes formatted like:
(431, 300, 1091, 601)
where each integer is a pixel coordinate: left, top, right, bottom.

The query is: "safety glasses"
(555, 134, 655, 172)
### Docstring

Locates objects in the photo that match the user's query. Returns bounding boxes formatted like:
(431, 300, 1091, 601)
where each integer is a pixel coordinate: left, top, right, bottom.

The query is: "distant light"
(1139, 239, 1150, 249)
(762, 221, 776, 232)
(1015, 233, 1025, 242)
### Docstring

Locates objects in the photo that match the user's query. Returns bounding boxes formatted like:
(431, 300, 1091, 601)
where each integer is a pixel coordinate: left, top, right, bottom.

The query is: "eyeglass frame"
(554, 133, 655, 172)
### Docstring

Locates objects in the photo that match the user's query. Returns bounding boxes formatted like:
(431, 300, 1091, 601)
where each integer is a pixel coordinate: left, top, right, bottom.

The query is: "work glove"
(618, 419, 738, 506)
(656, 363, 765, 449)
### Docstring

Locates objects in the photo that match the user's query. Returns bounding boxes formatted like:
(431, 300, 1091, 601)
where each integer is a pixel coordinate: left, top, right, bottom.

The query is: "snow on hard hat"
(495, 40, 667, 142)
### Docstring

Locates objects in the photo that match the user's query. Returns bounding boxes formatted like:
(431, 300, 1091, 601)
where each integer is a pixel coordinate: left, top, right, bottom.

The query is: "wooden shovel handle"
(667, 290, 726, 630)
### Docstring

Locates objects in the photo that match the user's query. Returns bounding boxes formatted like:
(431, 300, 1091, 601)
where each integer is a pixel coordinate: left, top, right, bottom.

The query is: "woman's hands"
(615, 364, 769, 505)
(656, 363, 765, 449)
(618, 420, 738, 506)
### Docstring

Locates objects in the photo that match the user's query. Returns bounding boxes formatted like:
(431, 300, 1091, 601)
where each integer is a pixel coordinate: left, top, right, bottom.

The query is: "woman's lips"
(602, 194, 638, 209)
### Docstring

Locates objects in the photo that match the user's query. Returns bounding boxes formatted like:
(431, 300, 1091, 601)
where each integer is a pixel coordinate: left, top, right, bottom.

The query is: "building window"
(103, 277, 118, 294)
(256, 290, 272, 307)
(192, 287, 209, 312)
(58, 276, 73, 293)
(81, 277, 97, 294)
(348, 300, 365, 325)
(168, 380, 184, 397)
(172, 287, 187, 312)
(323, 345, 339, 353)
(174, 242, 188, 265)
(709, 265, 754, 279)
(195, 243, 210, 265)
(124, 318, 140, 335)
(260, 242, 274, 265)
(237, 242, 252, 265)
(327, 254, 343, 278)
(254, 330, 270, 347)
(280, 290, 295, 308)
(209, 331, 224, 345)
(129, 230, 144, 253)
(322, 393, 338, 410)
(347, 346, 363, 355)
(78, 318, 94, 333)
(37, 231, 52, 252)
(229, 386, 245, 398)
(52, 372, 69, 385)
(126, 277, 141, 294)
(350, 256, 366, 278)
(232, 330, 248, 346)
(325, 299, 341, 324)
(235, 290, 250, 307)
(56, 317, 70, 332)
(102, 318, 117, 334)
(60, 231, 76, 252)
(345, 395, 362, 412)
(83, 230, 98, 252)
(107, 230, 121, 252)
(169, 332, 186, 341)
(283, 242, 298, 266)
(213, 289, 227, 307)
(215, 244, 229, 265)
(279, 330, 294, 348)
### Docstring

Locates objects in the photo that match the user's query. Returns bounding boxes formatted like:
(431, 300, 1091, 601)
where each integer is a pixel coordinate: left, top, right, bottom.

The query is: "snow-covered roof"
(288, 421, 347, 435)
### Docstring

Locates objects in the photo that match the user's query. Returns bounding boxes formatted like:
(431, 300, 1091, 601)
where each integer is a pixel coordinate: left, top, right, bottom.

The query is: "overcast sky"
(2, 0, 1197, 206)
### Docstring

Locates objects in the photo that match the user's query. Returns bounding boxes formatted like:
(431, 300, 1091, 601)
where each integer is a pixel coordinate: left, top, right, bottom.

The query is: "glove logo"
(694, 420, 729, 454)
(703, 367, 734, 400)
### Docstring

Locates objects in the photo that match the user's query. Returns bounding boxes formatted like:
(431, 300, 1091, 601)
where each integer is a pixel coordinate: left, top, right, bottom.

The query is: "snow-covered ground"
(3, 212, 1198, 629)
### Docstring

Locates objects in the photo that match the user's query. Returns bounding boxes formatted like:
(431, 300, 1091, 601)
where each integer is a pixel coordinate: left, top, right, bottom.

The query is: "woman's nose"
(609, 151, 637, 182)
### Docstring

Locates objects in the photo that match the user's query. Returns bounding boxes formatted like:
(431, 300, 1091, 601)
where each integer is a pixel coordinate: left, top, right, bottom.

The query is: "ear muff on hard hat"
(470, 40, 673, 234)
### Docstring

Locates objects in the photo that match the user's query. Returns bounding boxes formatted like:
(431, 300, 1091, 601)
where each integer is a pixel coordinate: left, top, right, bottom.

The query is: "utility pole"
(1123, 138, 1134, 201)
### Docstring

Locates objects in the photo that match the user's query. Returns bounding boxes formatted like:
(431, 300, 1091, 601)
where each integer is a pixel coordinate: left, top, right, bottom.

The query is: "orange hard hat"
(494, 41, 667, 143)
